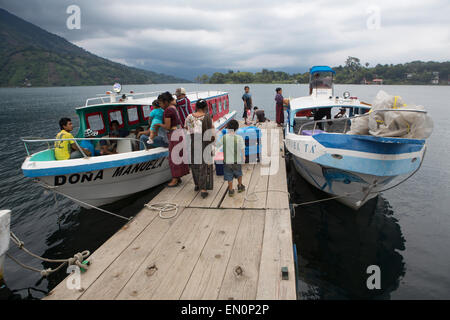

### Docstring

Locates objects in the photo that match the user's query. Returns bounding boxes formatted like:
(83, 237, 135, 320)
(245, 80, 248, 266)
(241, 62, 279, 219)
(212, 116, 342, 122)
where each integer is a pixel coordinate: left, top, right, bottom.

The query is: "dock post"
(0, 210, 11, 282)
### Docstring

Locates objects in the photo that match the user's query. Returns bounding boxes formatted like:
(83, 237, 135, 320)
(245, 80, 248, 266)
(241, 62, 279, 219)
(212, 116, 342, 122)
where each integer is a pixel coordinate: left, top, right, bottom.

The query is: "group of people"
(54, 88, 246, 200)
(242, 86, 288, 127)
(54, 118, 130, 161)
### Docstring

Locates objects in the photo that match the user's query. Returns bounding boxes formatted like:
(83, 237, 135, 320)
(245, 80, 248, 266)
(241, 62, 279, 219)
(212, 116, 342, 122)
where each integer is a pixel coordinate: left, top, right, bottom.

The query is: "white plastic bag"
(348, 90, 433, 139)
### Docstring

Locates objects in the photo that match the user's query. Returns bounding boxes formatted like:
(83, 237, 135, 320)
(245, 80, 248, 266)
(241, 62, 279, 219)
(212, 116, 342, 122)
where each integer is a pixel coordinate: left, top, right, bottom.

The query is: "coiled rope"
(7, 231, 90, 277)
(144, 203, 179, 219)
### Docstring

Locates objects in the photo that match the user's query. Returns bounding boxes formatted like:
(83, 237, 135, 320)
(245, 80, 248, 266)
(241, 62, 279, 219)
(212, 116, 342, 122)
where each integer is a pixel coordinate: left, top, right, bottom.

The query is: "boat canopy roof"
(310, 66, 335, 74)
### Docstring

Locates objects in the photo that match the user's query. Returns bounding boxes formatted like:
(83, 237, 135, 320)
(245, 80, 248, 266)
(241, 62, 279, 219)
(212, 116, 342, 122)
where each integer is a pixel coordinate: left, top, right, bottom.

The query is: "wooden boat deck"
(44, 122, 296, 300)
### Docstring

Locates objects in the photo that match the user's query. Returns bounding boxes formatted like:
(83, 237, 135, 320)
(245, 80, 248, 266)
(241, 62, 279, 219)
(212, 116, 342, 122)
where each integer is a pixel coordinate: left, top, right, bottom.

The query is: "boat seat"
(30, 149, 56, 161)
(302, 129, 325, 136)
(116, 134, 134, 153)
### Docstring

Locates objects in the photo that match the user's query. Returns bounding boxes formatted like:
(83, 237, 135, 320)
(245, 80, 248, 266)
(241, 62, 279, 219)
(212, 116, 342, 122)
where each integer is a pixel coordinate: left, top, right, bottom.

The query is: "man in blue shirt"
(79, 129, 100, 157)
(242, 86, 252, 125)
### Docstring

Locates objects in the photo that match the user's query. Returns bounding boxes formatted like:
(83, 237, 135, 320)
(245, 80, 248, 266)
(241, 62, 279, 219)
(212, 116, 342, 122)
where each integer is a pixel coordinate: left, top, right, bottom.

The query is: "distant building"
(372, 78, 383, 85)
(406, 73, 413, 79)
(431, 72, 439, 85)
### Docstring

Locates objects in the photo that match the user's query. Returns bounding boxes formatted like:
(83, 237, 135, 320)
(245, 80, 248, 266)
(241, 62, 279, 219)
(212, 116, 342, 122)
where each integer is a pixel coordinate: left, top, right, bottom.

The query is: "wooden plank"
(210, 177, 229, 208)
(219, 164, 255, 209)
(170, 174, 199, 207)
(79, 207, 187, 300)
(256, 209, 296, 300)
(190, 171, 227, 208)
(115, 208, 217, 300)
(180, 209, 243, 300)
(148, 174, 193, 204)
(266, 127, 289, 209)
(217, 210, 265, 300)
(44, 206, 161, 300)
(243, 162, 269, 209)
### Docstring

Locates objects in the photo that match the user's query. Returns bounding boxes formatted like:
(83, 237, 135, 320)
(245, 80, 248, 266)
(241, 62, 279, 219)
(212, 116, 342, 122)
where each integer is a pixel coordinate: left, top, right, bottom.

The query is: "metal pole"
(0, 210, 11, 282)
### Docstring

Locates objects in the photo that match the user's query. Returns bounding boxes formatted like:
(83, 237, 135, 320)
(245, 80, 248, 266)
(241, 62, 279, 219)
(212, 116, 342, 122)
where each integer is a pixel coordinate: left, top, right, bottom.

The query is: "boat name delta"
(286, 139, 319, 154)
(54, 157, 166, 186)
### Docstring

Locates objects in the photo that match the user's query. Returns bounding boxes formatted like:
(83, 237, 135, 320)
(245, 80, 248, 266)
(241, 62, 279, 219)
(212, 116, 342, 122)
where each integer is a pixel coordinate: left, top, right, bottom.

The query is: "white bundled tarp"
(347, 90, 433, 139)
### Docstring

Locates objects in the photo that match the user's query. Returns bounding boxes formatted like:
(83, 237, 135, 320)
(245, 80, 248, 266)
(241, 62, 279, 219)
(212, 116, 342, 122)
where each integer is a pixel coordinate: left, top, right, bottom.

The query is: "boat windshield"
(309, 72, 333, 94)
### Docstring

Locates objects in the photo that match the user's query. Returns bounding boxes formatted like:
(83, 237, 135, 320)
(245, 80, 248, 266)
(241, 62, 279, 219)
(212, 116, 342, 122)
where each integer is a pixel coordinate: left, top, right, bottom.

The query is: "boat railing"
(297, 109, 428, 135)
(185, 91, 224, 100)
(21, 137, 148, 159)
(85, 91, 164, 106)
(84, 90, 226, 106)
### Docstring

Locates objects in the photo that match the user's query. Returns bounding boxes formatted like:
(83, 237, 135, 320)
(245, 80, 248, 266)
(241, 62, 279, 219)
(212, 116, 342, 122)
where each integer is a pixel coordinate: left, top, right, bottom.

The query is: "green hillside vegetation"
(196, 57, 450, 85)
(0, 9, 188, 87)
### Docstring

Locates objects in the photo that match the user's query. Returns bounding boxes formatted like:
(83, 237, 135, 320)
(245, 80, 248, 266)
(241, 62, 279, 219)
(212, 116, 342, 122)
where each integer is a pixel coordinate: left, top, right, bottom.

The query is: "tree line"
(195, 57, 449, 85)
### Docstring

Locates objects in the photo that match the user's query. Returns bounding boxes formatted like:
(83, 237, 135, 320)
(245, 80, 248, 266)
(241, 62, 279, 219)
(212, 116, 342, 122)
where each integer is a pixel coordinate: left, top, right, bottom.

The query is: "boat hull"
(38, 156, 171, 208)
(286, 132, 426, 210)
(292, 156, 390, 209)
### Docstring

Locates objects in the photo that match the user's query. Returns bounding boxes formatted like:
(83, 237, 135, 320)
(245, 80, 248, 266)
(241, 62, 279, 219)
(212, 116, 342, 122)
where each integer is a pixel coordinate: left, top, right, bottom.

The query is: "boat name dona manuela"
(54, 158, 166, 186)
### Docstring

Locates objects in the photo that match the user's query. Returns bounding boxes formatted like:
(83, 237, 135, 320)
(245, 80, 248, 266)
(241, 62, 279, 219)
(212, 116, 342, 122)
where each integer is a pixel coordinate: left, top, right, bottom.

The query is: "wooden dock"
(45, 122, 296, 300)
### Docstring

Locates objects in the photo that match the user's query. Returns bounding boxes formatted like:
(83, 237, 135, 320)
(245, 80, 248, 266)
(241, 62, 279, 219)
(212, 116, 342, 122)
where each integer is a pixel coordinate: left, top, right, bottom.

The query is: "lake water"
(0, 84, 449, 299)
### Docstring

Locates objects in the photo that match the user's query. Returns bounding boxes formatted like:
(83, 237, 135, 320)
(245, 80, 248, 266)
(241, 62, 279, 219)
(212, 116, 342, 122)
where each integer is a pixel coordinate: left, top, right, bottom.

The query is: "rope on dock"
(144, 203, 179, 219)
(7, 231, 90, 277)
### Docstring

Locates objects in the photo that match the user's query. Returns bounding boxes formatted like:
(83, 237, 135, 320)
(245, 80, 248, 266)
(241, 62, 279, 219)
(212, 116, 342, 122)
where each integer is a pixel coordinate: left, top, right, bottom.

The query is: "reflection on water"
(287, 158, 406, 300)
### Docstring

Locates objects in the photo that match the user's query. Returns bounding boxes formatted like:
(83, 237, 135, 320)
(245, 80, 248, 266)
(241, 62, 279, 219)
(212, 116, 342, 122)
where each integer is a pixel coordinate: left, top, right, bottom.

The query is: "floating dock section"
(45, 122, 296, 300)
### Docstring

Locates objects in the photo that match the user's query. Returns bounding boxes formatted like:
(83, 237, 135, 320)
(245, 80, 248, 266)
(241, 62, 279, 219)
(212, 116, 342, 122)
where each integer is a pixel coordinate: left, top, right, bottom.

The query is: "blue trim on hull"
(314, 153, 421, 176)
(23, 151, 168, 178)
(313, 133, 425, 154)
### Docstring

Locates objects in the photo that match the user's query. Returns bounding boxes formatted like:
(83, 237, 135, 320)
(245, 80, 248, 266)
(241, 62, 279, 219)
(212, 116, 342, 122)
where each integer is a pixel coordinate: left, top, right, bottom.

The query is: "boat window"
(86, 112, 105, 134)
(211, 101, 217, 116)
(108, 109, 124, 127)
(310, 72, 333, 93)
(208, 101, 213, 115)
(127, 106, 140, 125)
(220, 98, 225, 113)
(142, 105, 151, 120)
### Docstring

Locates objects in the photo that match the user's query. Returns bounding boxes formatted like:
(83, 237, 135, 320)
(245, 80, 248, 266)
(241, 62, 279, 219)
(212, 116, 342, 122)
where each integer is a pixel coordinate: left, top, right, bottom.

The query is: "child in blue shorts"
(147, 102, 164, 144)
(217, 119, 246, 197)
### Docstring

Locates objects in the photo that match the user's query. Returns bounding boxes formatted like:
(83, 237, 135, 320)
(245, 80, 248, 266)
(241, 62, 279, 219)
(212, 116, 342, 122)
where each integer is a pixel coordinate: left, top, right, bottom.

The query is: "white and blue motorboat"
(285, 66, 432, 209)
(21, 87, 236, 208)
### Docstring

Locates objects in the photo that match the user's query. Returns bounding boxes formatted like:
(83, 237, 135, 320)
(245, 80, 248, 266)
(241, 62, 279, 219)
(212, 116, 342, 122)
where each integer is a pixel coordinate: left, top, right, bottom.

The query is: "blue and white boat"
(285, 66, 431, 209)
(21, 88, 236, 208)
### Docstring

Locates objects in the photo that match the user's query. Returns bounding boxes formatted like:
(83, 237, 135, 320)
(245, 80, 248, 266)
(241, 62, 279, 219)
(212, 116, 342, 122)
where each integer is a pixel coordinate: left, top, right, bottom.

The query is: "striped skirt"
(168, 129, 190, 178)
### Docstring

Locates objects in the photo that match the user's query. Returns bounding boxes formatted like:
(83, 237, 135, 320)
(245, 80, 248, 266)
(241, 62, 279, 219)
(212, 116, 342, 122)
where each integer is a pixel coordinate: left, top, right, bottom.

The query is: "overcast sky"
(1, 0, 449, 79)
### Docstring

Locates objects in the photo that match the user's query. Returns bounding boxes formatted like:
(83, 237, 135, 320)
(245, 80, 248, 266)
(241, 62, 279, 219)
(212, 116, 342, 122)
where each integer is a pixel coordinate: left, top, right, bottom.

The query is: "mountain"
(0, 8, 189, 87)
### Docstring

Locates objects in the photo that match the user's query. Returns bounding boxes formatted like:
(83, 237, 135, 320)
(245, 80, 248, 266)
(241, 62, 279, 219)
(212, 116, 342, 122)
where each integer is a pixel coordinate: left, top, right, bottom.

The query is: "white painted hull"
(39, 156, 171, 208)
(291, 156, 390, 209)
(285, 131, 426, 210)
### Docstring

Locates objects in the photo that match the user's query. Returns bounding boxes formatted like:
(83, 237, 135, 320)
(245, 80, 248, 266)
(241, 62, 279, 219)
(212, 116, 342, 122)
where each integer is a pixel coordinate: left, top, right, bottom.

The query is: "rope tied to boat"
(34, 179, 133, 222)
(7, 231, 91, 277)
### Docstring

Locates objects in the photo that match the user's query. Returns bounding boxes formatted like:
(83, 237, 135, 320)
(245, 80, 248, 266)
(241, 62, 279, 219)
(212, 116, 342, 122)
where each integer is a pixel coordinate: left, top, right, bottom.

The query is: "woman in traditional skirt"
(184, 99, 215, 198)
(155, 91, 189, 187)
(275, 87, 284, 127)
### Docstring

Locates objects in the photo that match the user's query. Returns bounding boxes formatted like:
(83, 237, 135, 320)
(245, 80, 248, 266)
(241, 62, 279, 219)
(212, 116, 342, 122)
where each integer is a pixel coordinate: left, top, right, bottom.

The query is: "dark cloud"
(1, 0, 448, 79)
